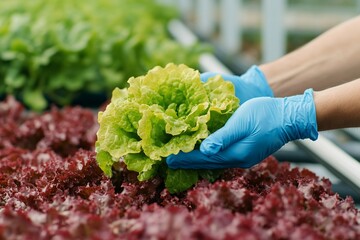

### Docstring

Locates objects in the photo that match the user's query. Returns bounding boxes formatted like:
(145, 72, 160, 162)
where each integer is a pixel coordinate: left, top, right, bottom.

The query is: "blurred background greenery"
(1, 0, 358, 110)
(0, 0, 209, 110)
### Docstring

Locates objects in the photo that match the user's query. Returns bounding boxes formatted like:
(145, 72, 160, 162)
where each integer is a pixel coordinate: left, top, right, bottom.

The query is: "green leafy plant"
(96, 63, 239, 193)
(0, 0, 209, 110)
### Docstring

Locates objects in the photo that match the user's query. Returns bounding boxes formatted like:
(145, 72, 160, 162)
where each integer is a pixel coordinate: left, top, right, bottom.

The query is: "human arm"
(260, 16, 360, 97)
(315, 77, 360, 130)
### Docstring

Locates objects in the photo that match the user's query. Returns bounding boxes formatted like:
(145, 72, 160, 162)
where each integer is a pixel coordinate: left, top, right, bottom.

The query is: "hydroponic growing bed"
(1, 96, 360, 240)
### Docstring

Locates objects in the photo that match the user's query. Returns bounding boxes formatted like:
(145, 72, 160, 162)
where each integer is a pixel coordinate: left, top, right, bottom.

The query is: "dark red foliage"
(1, 96, 360, 240)
(0, 96, 98, 156)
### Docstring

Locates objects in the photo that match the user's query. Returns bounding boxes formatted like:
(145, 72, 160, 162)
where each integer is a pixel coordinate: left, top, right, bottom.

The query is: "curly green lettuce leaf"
(124, 153, 158, 181)
(204, 75, 240, 133)
(128, 64, 208, 114)
(96, 96, 142, 160)
(138, 104, 209, 160)
(95, 148, 114, 177)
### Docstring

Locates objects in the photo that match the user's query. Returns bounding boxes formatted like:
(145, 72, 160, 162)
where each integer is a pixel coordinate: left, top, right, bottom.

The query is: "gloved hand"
(167, 89, 318, 169)
(201, 65, 273, 103)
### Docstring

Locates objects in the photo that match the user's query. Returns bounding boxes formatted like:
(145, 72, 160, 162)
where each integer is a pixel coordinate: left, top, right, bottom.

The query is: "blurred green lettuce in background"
(0, 0, 209, 110)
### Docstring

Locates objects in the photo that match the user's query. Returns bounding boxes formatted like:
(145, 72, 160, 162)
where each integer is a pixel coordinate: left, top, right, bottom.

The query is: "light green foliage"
(0, 0, 209, 110)
(96, 63, 239, 193)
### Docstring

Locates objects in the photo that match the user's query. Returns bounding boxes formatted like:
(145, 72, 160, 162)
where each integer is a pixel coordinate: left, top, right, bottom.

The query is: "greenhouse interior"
(1, 0, 360, 239)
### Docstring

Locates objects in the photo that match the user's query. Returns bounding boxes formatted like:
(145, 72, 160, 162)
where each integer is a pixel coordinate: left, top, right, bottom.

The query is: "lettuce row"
(0, 0, 209, 111)
(96, 63, 239, 193)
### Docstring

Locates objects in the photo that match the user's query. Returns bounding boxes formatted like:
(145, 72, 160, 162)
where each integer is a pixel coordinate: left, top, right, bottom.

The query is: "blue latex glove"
(201, 65, 273, 103)
(167, 89, 318, 169)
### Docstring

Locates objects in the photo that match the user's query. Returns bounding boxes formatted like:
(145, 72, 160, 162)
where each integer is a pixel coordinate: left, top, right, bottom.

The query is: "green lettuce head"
(96, 63, 239, 193)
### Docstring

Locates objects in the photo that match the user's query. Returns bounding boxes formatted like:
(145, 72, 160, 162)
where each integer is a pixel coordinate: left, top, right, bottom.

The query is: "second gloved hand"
(201, 65, 274, 103)
(167, 89, 318, 169)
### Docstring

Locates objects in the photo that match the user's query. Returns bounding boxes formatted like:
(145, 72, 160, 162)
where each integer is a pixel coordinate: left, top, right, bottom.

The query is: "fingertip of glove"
(166, 154, 178, 169)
